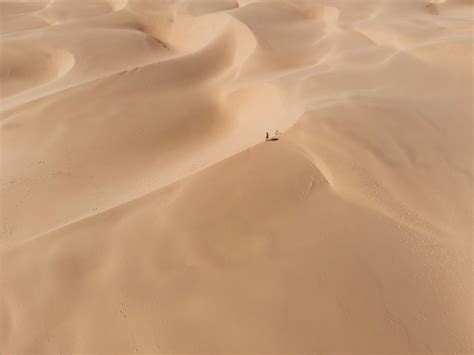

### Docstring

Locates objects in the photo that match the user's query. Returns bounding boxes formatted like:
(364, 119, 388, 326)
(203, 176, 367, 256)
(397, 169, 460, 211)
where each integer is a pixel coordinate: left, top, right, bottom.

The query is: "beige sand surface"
(0, 0, 472, 353)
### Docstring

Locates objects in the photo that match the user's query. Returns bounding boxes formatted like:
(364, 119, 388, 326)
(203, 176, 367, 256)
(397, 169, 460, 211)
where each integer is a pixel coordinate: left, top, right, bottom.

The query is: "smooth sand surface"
(1, 0, 472, 353)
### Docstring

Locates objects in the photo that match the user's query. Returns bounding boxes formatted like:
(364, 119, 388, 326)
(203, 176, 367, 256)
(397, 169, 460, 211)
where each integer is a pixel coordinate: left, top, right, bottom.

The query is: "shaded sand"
(0, 0, 472, 353)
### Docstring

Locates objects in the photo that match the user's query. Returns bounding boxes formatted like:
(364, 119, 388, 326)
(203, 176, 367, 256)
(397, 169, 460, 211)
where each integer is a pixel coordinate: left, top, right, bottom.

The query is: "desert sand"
(0, 0, 473, 353)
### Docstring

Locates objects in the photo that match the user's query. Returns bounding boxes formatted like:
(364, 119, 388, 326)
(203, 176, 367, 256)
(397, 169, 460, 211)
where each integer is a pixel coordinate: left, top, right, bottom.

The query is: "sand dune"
(0, 45, 74, 98)
(0, 0, 472, 353)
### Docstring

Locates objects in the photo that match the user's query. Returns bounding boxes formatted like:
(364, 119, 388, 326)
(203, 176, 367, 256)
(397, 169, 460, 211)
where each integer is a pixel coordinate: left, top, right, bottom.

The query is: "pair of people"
(266, 130, 280, 140)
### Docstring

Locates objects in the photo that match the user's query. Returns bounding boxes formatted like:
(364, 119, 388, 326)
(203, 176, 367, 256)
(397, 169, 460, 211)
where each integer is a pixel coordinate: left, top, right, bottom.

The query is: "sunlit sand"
(1, 0, 472, 353)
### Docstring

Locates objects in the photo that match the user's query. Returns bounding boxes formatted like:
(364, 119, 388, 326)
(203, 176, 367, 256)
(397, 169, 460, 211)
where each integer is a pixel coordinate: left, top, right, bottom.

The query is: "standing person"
(266, 132, 269, 140)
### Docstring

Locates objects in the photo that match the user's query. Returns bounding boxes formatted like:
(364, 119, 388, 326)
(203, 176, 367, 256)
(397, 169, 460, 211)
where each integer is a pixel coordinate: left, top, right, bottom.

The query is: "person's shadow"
(267, 137, 279, 141)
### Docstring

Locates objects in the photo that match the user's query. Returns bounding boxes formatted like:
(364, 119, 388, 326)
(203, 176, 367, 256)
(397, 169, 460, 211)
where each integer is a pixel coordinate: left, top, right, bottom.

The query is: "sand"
(0, 0, 472, 353)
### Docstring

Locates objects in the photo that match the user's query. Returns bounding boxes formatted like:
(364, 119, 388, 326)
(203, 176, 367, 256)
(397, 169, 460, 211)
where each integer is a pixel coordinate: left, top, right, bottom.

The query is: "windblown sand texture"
(1, 0, 473, 353)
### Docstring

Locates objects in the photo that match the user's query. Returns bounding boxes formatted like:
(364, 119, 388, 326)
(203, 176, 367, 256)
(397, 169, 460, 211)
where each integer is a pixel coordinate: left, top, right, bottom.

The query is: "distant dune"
(0, 0, 472, 353)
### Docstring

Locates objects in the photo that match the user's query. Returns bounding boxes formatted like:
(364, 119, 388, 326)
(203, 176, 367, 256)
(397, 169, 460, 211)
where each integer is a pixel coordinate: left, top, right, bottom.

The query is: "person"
(266, 132, 269, 140)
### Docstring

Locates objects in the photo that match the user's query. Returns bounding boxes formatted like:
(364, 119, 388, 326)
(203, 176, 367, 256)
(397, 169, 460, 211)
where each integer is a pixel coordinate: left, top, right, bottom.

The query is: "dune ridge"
(1, 0, 472, 353)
